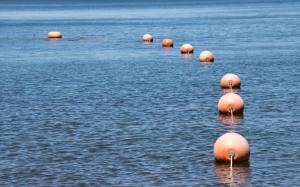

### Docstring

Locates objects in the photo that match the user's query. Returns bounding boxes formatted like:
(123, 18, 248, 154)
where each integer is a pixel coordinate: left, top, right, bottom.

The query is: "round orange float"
(180, 44, 194, 54)
(48, 31, 62, 39)
(143, 34, 153, 42)
(214, 132, 250, 163)
(162, 38, 174, 47)
(218, 93, 244, 114)
(221, 73, 241, 89)
(199, 50, 214, 62)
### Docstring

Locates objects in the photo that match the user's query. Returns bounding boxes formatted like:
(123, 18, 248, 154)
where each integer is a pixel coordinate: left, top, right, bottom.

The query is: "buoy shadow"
(47, 38, 62, 41)
(143, 41, 153, 45)
(221, 88, 240, 94)
(199, 61, 213, 65)
(215, 162, 250, 186)
(181, 54, 193, 60)
(218, 113, 244, 126)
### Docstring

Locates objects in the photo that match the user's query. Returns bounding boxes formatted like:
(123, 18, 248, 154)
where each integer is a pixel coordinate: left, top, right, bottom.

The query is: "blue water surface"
(0, 0, 300, 186)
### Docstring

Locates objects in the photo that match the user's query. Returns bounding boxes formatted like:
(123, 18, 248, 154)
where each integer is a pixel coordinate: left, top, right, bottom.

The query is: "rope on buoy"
(229, 151, 235, 186)
(229, 106, 234, 122)
(229, 81, 233, 92)
(229, 151, 235, 168)
(229, 162, 234, 187)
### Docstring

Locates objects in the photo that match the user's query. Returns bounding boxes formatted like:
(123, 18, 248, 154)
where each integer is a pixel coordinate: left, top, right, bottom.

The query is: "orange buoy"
(218, 93, 244, 114)
(143, 34, 153, 42)
(162, 38, 174, 47)
(48, 31, 62, 39)
(180, 44, 194, 54)
(199, 50, 214, 62)
(221, 73, 241, 89)
(214, 133, 250, 163)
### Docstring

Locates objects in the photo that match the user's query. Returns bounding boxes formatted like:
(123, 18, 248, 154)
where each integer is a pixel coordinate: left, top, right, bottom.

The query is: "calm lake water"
(0, 0, 300, 186)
